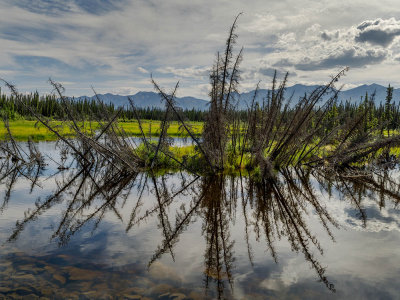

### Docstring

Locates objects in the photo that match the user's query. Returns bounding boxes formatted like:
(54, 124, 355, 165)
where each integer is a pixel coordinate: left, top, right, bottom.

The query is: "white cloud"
(157, 66, 209, 78)
(1, 0, 400, 97)
(137, 66, 149, 74)
(356, 18, 400, 46)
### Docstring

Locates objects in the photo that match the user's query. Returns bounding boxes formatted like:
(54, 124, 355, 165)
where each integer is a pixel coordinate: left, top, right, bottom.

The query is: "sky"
(1, 0, 400, 99)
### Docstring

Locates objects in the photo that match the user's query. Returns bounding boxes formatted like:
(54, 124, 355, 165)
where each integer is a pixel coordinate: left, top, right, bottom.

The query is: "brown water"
(0, 142, 399, 299)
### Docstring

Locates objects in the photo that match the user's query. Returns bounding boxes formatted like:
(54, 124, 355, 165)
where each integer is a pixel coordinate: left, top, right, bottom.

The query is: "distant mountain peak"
(73, 83, 398, 110)
(74, 91, 209, 110)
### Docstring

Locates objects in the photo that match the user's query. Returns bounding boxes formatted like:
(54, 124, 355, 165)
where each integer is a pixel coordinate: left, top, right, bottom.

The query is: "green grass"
(0, 120, 204, 141)
(118, 120, 203, 137)
(0, 120, 75, 141)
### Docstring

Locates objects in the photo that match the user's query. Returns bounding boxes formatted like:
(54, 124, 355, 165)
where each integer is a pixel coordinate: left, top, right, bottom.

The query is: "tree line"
(0, 88, 206, 122)
(0, 86, 399, 131)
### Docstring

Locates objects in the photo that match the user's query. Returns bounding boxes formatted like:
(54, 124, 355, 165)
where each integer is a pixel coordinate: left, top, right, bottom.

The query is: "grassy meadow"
(0, 120, 203, 141)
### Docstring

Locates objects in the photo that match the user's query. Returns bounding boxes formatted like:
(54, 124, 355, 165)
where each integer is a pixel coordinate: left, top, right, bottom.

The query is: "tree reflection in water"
(1, 142, 400, 299)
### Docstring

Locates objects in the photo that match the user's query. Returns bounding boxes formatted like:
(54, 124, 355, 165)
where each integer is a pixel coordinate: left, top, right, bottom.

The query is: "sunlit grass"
(118, 120, 203, 137)
(0, 120, 74, 141)
(0, 120, 204, 141)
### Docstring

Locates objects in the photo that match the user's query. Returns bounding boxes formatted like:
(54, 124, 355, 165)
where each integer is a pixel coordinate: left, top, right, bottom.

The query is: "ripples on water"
(0, 141, 399, 299)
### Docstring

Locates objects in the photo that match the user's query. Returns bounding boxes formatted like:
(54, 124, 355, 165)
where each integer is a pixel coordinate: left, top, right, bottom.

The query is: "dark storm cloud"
(356, 29, 400, 47)
(295, 48, 387, 71)
(10, 0, 126, 16)
(355, 18, 400, 47)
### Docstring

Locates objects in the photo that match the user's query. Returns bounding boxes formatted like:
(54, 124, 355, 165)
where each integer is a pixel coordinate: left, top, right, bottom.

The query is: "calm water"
(0, 141, 399, 299)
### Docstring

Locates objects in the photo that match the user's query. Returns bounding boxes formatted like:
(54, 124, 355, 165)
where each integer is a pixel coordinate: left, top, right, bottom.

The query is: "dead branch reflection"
(1, 146, 400, 298)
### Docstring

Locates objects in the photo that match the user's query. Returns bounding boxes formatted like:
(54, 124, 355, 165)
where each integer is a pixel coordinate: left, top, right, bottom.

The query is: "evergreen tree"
(384, 84, 394, 135)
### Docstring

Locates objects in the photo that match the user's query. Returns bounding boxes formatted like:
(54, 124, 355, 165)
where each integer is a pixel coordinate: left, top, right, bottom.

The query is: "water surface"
(0, 141, 399, 299)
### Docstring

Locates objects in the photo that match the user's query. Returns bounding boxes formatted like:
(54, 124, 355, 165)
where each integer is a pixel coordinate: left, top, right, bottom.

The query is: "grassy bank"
(133, 141, 400, 176)
(0, 120, 203, 141)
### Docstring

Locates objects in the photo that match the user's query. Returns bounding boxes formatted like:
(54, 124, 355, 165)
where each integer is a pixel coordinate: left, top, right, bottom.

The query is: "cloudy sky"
(1, 0, 400, 98)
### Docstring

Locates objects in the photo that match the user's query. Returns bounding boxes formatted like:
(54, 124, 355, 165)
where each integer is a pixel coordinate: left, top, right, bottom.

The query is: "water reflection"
(0, 142, 400, 299)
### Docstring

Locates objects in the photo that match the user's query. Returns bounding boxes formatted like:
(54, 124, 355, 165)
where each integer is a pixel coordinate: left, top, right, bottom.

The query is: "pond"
(0, 141, 399, 299)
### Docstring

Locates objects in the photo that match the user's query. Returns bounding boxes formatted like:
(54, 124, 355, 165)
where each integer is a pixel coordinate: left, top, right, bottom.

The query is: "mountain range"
(73, 83, 399, 111)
